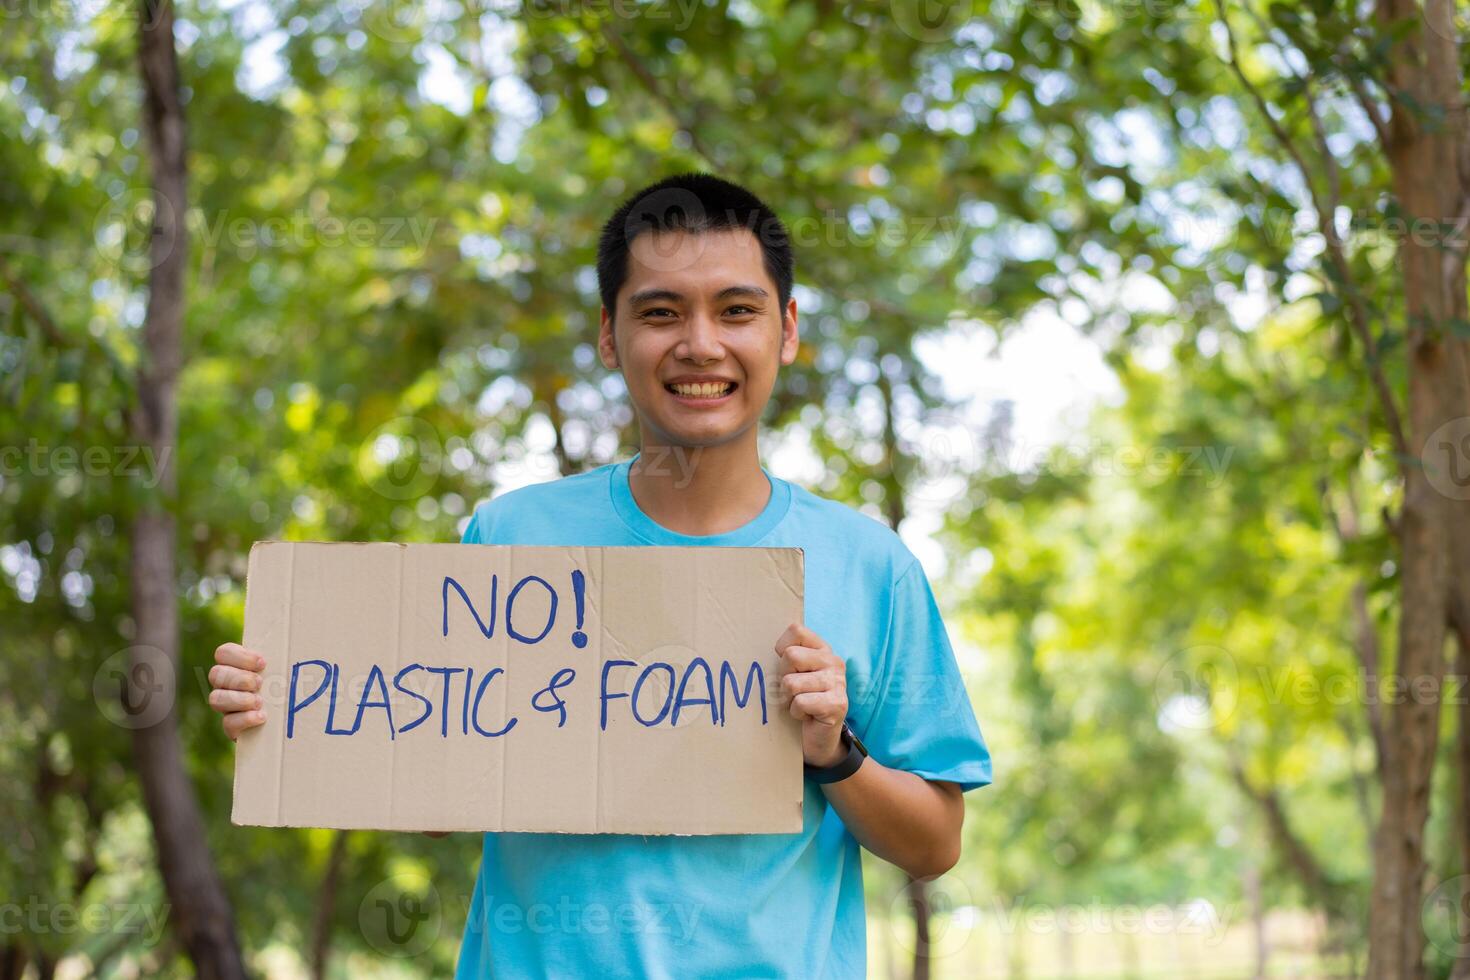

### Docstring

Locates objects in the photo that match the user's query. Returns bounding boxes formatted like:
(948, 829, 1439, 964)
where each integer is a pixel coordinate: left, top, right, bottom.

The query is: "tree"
(127, 0, 246, 975)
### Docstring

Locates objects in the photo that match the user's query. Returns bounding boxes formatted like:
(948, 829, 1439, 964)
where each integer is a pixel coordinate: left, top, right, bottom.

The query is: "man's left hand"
(775, 623, 849, 768)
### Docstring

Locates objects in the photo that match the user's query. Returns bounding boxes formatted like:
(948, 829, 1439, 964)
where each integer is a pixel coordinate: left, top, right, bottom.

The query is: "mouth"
(664, 380, 738, 402)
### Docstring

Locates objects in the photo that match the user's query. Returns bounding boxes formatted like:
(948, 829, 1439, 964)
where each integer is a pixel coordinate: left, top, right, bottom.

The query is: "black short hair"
(596, 172, 794, 323)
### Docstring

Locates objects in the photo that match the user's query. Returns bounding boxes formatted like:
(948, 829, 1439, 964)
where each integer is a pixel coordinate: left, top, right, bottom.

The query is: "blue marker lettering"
(506, 575, 558, 644)
(672, 657, 718, 726)
(424, 666, 465, 737)
(393, 664, 433, 733)
(443, 574, 498, 638)
(350, 664, 395, 738)
(325, 663, 355, 735)
(287, 660, 332, 739)
(719, 660, 767, 725)
(600, 659, 637, 731)
(470, 667, 517, 737)
(632, 662, 675, 727)
(532, 667, 576, 728)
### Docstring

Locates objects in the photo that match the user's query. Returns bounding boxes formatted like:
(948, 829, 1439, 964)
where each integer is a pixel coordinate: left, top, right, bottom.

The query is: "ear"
(778, 296, 799, 366)
(597, 306, 620, 370)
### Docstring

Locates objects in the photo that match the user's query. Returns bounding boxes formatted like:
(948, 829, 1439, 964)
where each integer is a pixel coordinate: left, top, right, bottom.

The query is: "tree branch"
(0, 255, 68, 348)
(1216, 0, 1410, 471)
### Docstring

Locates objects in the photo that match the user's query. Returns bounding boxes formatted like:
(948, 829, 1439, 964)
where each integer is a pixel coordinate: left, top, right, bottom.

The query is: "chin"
(646, 416, 752, 451)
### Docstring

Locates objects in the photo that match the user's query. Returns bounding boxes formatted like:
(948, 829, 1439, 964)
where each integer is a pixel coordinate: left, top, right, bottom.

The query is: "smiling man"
(208, 172, 992, 978)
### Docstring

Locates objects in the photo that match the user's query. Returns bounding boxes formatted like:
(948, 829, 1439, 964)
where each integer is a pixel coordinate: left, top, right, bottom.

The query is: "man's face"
(598, 227, 798, 449)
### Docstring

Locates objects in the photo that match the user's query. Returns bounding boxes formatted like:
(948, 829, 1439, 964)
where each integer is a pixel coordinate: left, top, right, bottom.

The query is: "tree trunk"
(1366, 1, 1463, 977)
(310, 831, 351, 980)
(1245, 862, 1268, 980)
(1449, 630, 1470, 980)
(127, 2, 247, 977)
(905, 875, 931, 980)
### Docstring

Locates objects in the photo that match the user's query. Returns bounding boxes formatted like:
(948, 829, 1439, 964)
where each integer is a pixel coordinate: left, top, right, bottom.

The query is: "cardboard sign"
(232, 542, 805, 835)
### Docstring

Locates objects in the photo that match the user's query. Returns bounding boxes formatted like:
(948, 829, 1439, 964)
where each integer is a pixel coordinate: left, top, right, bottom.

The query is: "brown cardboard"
(232, 542, 805, 834)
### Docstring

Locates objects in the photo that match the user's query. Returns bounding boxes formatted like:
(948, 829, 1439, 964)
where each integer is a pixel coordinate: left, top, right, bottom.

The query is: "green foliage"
(2, 1, 1461, 977)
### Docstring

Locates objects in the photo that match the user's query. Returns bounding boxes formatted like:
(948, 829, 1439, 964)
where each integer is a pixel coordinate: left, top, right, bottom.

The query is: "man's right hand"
(209, 642, 266, 741)
(210, 641, 446, 837)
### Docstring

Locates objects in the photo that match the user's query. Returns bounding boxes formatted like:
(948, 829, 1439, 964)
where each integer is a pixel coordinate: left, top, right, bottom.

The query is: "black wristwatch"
(804, 722, 868, 784)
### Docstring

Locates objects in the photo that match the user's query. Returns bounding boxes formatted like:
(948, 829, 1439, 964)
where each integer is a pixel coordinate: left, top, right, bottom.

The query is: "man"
(208, 173, 992, 977)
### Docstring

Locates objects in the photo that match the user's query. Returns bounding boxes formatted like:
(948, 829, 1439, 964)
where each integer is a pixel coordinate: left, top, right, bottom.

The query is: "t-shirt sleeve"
(853, 559, 993, 793)
(460, 502, 493, 545)
(460, 510, 482, 545)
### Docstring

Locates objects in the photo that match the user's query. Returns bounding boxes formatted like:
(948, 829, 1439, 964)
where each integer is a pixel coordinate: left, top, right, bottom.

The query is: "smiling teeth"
(671, 382, 731, 397)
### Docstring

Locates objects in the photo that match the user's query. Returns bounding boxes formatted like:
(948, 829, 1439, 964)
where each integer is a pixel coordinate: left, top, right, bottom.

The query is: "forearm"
(819, 761, 963, 880)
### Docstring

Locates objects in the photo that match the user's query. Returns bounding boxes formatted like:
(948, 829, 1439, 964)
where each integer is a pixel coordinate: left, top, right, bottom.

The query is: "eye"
(639, 308, 677, 319)
(725, 305, 757, 316)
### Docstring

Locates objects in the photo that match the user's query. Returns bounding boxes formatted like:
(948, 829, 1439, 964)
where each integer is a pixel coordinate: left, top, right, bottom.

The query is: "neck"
(628, 428, 770, 536)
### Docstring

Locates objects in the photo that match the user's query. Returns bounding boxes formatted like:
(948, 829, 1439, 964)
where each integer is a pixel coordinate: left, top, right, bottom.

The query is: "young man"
(209, 173, 992, 977)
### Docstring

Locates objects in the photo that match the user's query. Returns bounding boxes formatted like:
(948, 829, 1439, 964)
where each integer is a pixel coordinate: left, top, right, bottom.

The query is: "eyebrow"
(627, 284, 770, 306)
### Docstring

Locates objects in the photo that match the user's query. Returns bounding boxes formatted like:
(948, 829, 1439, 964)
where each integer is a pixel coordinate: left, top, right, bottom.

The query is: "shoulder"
(465, 464, 613, 542)
(783, 479, 922, 583)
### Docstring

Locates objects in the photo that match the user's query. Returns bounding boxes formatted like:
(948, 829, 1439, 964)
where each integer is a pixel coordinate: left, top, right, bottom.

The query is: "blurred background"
(5, 0, 1470, 977)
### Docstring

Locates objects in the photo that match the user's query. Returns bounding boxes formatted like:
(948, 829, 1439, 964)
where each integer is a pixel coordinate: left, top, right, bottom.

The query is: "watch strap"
(804, 723, 868, 784)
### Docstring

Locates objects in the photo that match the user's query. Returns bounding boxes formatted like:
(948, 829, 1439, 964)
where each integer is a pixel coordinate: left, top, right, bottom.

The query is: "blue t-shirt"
(454, 455, 992, 979)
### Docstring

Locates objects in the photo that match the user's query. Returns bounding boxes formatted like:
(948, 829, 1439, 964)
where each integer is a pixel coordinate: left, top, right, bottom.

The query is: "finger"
(781, 669, 842, 698)
(790, 691, 845, 724)
(222, 709, 266, 741)
(215, 643, 265, 672)
(209, 689, 262, 714)
(777, 644, 837, 673)
(774, 622, 824, 655)
(209, 664, 262, 693)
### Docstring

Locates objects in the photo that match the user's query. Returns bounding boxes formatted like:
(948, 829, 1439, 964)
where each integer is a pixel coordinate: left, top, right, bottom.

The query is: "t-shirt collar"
(608, 452, 791, 546)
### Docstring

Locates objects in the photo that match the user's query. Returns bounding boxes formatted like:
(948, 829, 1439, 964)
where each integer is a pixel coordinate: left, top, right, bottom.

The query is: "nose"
(675, 310, 724, 364)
